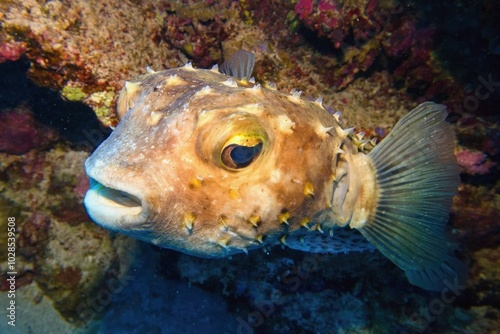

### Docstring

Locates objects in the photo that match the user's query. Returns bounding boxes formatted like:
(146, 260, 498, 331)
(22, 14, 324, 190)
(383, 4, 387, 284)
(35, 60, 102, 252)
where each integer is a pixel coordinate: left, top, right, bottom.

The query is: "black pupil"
(228, 143, 262, 168)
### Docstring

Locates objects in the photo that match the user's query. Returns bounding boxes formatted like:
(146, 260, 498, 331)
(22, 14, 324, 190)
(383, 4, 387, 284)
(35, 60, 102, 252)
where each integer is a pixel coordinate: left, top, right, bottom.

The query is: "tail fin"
(359, 102, 466, 291)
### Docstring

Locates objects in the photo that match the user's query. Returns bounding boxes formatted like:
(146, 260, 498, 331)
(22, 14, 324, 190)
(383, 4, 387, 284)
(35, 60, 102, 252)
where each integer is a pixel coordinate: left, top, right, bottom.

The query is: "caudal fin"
(358, 102, 466, 291)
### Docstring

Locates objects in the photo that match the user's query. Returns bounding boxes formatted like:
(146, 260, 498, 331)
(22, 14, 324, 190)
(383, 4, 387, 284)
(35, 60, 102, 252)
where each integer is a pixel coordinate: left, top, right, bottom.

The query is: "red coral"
(0, 110, 36, 154)
(456, 149, 496, 175)
(292, 0, 460, 102)
(161, 5, 230, 68)
(75, 173, 90, 198)
(18, 212, 51, 259)
(295, 0, 344, 43)
(366, 0, 377, 14)
(0, 106, 58, 155)
(295, 0, 314, 20)
(0, 40, 26, 63)
(384, 20, 417, 57)
(54, 266, 82, 289)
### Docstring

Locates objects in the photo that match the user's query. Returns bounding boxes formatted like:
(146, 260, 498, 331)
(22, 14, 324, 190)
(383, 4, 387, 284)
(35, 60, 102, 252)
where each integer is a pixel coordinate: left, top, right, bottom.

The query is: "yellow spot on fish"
(278, 211, 290, 225)
(117, 81, 142, 119)
(325, 200, 332, 209)
(300, 217, 311, 229)
(280, 235, 288, 245)
(287, 89, 303, 103)
(218, 215, 228, 229)
(333, 111, 342, 122)
(248, 215, 261, 227)
(276, 115, 295, 134)
(229, 187, 240, 199)
(195, 85, 213, 97)
(314, 97, 324, 108)
(264, 82, 277, 90)
(188, 176, 204, 189)
(147, 111, 163, 126)
(238, 103, 263, 116)
(303, 182, 315, 198)
(255, 235, 264, 243)
(313, 223, 324, 234)
(182, 212, 196, 232)
(315, 122, 334, 139)
(336, 127, 354, 139)
(182, 62, 195, 71)
(250, 84, 262, 93)
(124, 81, 141, 95)
(328, 172, 336, 182)
(166, 74, 188, 86)
(216, 236, 231, 249)
(222, 78, 238, 87)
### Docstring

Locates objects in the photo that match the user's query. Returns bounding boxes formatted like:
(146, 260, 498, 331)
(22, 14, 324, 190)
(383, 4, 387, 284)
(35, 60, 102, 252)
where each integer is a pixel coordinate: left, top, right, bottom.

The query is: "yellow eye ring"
(195, 111, 269, 171)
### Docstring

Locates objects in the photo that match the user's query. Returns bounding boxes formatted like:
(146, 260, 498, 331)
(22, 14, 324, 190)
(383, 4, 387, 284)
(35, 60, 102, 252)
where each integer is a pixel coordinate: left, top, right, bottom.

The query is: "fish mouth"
(84, 178, 148, 230)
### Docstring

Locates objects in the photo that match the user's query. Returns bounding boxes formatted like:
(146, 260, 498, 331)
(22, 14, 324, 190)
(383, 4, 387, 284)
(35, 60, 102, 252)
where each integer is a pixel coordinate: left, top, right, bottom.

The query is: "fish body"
(84, 58, 465, 290)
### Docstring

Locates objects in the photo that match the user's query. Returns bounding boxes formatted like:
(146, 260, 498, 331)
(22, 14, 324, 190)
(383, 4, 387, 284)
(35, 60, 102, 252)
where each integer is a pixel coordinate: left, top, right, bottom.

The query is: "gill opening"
(330, 142, 351, 226)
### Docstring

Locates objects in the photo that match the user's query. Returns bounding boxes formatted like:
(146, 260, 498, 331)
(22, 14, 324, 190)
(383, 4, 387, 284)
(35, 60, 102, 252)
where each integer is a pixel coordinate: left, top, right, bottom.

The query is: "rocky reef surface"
(0, 0, 498, 333)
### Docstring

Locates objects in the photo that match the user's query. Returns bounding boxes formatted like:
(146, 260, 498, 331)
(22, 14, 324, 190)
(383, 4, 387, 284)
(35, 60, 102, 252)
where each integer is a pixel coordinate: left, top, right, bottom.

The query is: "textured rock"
(0, 105, 58, 155)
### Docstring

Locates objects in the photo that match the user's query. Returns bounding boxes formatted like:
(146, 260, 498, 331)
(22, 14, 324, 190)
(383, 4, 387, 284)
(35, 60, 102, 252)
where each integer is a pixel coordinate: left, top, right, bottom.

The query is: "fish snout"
(84, 156, 150, 232)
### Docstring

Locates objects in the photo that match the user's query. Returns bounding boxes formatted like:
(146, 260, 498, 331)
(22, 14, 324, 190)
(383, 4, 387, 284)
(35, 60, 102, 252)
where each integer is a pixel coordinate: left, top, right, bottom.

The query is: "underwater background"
(0, 0, 499, 333)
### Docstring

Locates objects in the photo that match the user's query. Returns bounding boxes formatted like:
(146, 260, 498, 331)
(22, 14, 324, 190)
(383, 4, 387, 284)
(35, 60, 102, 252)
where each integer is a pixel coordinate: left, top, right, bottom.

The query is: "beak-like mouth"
(84, 178, 148, 230)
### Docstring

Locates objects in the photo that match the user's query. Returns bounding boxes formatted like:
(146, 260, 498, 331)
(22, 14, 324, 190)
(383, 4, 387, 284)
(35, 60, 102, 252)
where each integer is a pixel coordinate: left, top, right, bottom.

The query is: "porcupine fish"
(84, 51, 466, 291)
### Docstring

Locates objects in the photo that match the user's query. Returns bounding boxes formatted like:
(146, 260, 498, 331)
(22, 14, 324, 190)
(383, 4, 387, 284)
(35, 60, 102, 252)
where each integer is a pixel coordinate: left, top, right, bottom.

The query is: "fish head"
(84, 66, 340, 257)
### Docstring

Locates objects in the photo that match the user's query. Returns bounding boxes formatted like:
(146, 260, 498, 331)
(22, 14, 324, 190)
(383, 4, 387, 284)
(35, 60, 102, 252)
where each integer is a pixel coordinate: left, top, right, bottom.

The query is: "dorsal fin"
(219, 50, 255, 80)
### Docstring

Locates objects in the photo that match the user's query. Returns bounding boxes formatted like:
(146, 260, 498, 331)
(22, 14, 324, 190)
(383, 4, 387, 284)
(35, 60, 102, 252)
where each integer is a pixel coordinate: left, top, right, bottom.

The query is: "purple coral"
(294, 0, 344, 47)
(0, 109, 39, 154)
(0, 40, 26, 63)
(295, 0, 314, 20)
(456, 149, 496, 175)
(0, 107, 58, 155)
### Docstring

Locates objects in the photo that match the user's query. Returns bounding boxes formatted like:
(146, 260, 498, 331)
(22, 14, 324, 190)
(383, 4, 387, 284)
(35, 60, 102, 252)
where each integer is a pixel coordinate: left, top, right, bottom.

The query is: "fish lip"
(84, 177, 149, 230)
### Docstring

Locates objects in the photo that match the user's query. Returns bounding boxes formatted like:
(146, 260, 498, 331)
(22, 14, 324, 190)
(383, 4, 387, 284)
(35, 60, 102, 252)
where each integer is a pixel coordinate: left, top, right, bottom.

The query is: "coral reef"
(0, 40, 26, 63)
(0, 104, 58, 155)
(158, 1, 236, 68)
(456, 149, 496, 175)
(0, 142, 140, 325)
(0, 0, 180, 126)
(0, 0, 498, 333)
(290, 0, 466, 106)
(0, 63, 140, 328)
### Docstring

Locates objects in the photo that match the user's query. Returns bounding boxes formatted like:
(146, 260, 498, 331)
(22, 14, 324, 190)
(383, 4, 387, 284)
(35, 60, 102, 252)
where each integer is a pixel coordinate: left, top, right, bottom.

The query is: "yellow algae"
(62, 85, 87, 102)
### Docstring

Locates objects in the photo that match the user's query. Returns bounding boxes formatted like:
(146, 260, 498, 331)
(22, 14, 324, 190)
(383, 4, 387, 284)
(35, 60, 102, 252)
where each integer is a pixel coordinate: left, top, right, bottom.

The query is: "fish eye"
(195, 112, 269, 171)
(221, 142, 263, 169)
